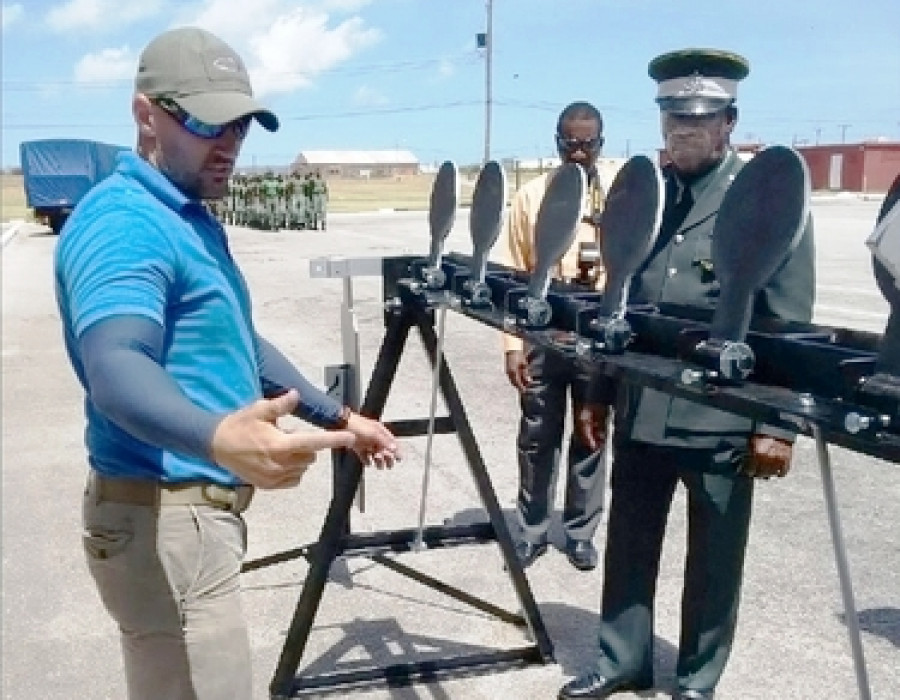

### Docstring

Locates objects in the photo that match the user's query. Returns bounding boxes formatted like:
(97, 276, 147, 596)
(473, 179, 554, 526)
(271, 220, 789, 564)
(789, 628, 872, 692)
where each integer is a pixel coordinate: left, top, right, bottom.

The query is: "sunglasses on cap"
(152, 98, 251, 140)
(556, 134, 604, 153)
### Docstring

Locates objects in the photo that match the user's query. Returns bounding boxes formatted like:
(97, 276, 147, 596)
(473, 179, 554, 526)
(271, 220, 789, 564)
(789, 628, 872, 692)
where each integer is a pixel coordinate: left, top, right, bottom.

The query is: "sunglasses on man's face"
(152, 98, 251, 140)
(556, 134, 604, 153)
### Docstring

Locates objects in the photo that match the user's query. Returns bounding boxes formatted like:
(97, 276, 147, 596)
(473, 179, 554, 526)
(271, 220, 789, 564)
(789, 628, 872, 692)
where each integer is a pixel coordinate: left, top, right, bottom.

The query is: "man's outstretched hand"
(211, 389, 357, 489)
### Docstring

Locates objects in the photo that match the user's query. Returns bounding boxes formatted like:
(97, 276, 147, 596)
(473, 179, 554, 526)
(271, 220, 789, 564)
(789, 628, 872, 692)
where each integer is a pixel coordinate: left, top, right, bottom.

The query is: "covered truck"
(19, 138, 128, 234)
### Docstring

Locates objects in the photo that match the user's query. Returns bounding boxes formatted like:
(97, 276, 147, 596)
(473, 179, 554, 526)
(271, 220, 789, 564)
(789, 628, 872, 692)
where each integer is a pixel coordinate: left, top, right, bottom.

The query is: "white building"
(292, 150, 420, 178)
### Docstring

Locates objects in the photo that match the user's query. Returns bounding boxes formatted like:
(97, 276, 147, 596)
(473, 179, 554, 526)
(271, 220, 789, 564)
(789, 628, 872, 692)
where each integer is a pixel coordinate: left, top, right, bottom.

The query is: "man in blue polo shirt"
(55, 26, 400, 700)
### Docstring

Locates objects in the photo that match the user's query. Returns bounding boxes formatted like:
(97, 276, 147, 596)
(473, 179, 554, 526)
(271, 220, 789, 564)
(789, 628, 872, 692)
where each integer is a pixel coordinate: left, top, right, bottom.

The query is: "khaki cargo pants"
(82, 472, 253, 700)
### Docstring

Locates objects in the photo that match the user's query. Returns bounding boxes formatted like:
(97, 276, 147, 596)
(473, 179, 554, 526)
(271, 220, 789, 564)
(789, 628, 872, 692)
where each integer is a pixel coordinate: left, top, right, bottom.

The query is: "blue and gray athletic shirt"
(55, 151, 342, 485)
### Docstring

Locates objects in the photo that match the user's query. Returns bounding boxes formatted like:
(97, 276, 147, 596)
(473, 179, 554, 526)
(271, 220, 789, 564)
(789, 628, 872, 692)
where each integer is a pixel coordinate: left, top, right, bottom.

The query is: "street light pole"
(484, 0, 493, 164)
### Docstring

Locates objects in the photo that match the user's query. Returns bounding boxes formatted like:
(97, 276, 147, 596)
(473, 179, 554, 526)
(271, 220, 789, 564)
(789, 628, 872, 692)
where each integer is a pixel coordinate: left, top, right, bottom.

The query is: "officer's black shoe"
(514, 540, 548, 568)
(673, 689, 714, 700)
(565, 539, 599, 571)
(558, 672, 652, 699)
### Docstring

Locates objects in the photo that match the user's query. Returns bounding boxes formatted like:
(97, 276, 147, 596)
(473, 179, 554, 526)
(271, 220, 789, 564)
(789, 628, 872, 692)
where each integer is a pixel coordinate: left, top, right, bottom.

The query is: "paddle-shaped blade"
(598, 155, 664, 316)
(870, 172, 900, 374)
(710, 145, 810, 341)
(427, 160, 459, 268)
(469, 160, 507, 282)
(527, 163, 586, 299)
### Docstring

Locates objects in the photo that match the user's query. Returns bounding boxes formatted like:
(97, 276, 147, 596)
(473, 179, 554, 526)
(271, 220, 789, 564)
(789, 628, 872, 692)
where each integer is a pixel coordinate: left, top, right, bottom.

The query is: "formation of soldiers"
(213, 170, 329, 231)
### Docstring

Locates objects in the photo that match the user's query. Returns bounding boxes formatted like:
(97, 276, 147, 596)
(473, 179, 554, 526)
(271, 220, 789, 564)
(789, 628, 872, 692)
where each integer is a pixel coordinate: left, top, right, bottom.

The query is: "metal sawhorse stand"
(254, 257, 553, 698)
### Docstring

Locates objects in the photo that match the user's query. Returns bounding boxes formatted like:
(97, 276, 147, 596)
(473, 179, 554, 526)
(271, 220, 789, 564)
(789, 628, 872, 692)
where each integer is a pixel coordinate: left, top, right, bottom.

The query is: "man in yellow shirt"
(501, 101, 610, 571)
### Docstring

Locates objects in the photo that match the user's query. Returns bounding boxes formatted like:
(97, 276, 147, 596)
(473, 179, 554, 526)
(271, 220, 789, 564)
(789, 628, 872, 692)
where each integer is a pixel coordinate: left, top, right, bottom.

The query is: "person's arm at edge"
(256, 335, 401, 467)
(80, 314, 227, 459)
(80, 315, 357, 486)
(256, 335, 344, 427)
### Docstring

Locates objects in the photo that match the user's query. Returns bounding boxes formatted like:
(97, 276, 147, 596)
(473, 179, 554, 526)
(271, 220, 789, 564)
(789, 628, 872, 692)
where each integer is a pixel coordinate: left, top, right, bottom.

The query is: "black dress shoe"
(673, 689, 714, 700)
(558, 672, 652, 699)
(514, 540, 548, 568)
(565, 539, 599, 571)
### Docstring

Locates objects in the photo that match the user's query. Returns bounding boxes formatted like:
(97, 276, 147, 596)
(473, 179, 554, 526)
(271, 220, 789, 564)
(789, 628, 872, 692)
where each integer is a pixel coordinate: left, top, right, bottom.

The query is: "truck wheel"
(48, 211, 69, 235)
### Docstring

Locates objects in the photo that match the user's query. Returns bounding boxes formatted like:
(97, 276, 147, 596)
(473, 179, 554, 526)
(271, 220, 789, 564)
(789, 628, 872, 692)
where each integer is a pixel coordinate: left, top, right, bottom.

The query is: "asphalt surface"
(2, 196, 898, 700)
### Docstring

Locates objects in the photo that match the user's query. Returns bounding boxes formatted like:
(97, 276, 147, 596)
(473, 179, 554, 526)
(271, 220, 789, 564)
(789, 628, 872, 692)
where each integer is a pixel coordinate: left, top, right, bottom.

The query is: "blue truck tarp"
(20, 138, 128, 210)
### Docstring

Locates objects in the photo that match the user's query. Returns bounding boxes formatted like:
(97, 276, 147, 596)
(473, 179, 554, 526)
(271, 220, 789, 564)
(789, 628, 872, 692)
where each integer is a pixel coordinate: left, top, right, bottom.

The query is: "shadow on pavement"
(843, 606, 900, 648)
(291, 616, 528, 699)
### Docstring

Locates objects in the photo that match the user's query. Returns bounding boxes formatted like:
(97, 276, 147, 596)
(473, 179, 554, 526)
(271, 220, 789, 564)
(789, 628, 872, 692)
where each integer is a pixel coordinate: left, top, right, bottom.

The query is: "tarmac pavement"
(2, 197, 898, 699)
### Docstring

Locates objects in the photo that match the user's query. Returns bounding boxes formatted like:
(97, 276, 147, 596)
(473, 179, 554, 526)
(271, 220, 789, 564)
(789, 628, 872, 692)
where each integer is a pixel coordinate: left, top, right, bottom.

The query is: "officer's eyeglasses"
(152, 98, 251, 140)
(556, 135, 604, 153)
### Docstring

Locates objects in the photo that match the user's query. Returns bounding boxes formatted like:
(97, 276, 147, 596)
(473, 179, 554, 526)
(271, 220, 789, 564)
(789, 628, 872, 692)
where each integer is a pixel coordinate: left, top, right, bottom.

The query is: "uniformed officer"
(559, 49, 815, 700)
(262, 171, 279, 229)
(302, 172, 315, 229)
(311, 169, 329, 230)
(233, 173, 247, 225)
(284, 171, 302, 229)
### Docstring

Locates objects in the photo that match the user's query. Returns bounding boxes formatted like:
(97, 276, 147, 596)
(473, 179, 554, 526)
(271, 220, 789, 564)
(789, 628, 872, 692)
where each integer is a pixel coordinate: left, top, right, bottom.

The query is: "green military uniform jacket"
(615, 149, 816, 449)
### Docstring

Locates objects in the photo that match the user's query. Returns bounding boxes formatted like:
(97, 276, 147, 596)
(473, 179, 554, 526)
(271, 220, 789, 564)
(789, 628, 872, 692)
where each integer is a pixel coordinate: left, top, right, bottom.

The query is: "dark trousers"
(594, 441, 754, 692)
(516, 345, 606, 544)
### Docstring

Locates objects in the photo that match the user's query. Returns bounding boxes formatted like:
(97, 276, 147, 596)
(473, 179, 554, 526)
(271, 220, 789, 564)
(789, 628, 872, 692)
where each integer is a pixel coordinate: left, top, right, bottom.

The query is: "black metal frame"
(422, 250, 896, 700)
(426, 251, 900, 463)
(258, 270, 553, 699)
(248, 244, 900, 699)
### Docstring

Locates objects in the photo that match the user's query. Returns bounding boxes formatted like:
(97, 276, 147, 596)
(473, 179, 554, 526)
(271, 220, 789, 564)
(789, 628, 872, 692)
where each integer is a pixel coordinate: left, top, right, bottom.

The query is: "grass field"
(2, 174, 29, 222)
(1, 166, 535, 224)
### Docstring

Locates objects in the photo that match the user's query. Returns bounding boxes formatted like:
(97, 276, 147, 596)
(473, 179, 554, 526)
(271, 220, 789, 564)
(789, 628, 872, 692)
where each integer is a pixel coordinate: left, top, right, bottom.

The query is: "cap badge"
(680, 72, 705, 96)
(212, 56, 240, 73)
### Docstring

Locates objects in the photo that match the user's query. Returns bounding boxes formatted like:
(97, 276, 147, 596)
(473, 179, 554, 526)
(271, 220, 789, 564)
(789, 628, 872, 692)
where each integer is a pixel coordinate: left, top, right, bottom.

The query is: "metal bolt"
(843, 412, 872, 434)
(575, 339, 592, 357)
(681, 369, 704, 385)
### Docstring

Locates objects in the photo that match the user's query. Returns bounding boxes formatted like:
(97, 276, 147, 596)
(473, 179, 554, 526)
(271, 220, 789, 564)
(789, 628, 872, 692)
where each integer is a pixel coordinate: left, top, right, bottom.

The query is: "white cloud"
(320, 0, 372, 12)
(46, 0, 162, 33)
(173, 0, 283, 38)
(2, 3, 24, 31)
(172, 0, 381, 97)
(438, 59, 455, 79)
(74, 46, 136, 84)
(249, 10, 381, 96)
(60, 0, 381, 98)
(353, 85, 388, 107)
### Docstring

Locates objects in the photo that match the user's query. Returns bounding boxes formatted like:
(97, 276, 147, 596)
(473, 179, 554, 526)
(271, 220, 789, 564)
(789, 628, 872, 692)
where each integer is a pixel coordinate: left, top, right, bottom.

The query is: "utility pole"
(839, 123, 851, 143)
(483, 0, 493, 163)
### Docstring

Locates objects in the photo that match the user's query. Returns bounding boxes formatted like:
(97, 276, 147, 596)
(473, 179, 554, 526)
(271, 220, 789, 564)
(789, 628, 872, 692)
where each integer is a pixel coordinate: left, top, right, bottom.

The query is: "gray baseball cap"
(136, 26, 279, 132)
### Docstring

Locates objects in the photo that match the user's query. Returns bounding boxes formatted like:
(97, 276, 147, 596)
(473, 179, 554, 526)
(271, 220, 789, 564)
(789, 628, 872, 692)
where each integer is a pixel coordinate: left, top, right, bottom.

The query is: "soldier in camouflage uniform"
(285, 172, 306, 229)
(302, 173, 315, 229)
(310, 170, 329, 231)
(233, 174, 247, 226)
(249, 175, 266, 228)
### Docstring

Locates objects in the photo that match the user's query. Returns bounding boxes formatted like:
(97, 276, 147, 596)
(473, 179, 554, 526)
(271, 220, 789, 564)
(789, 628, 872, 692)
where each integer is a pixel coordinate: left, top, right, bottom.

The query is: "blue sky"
(2, 0, 899, 170)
